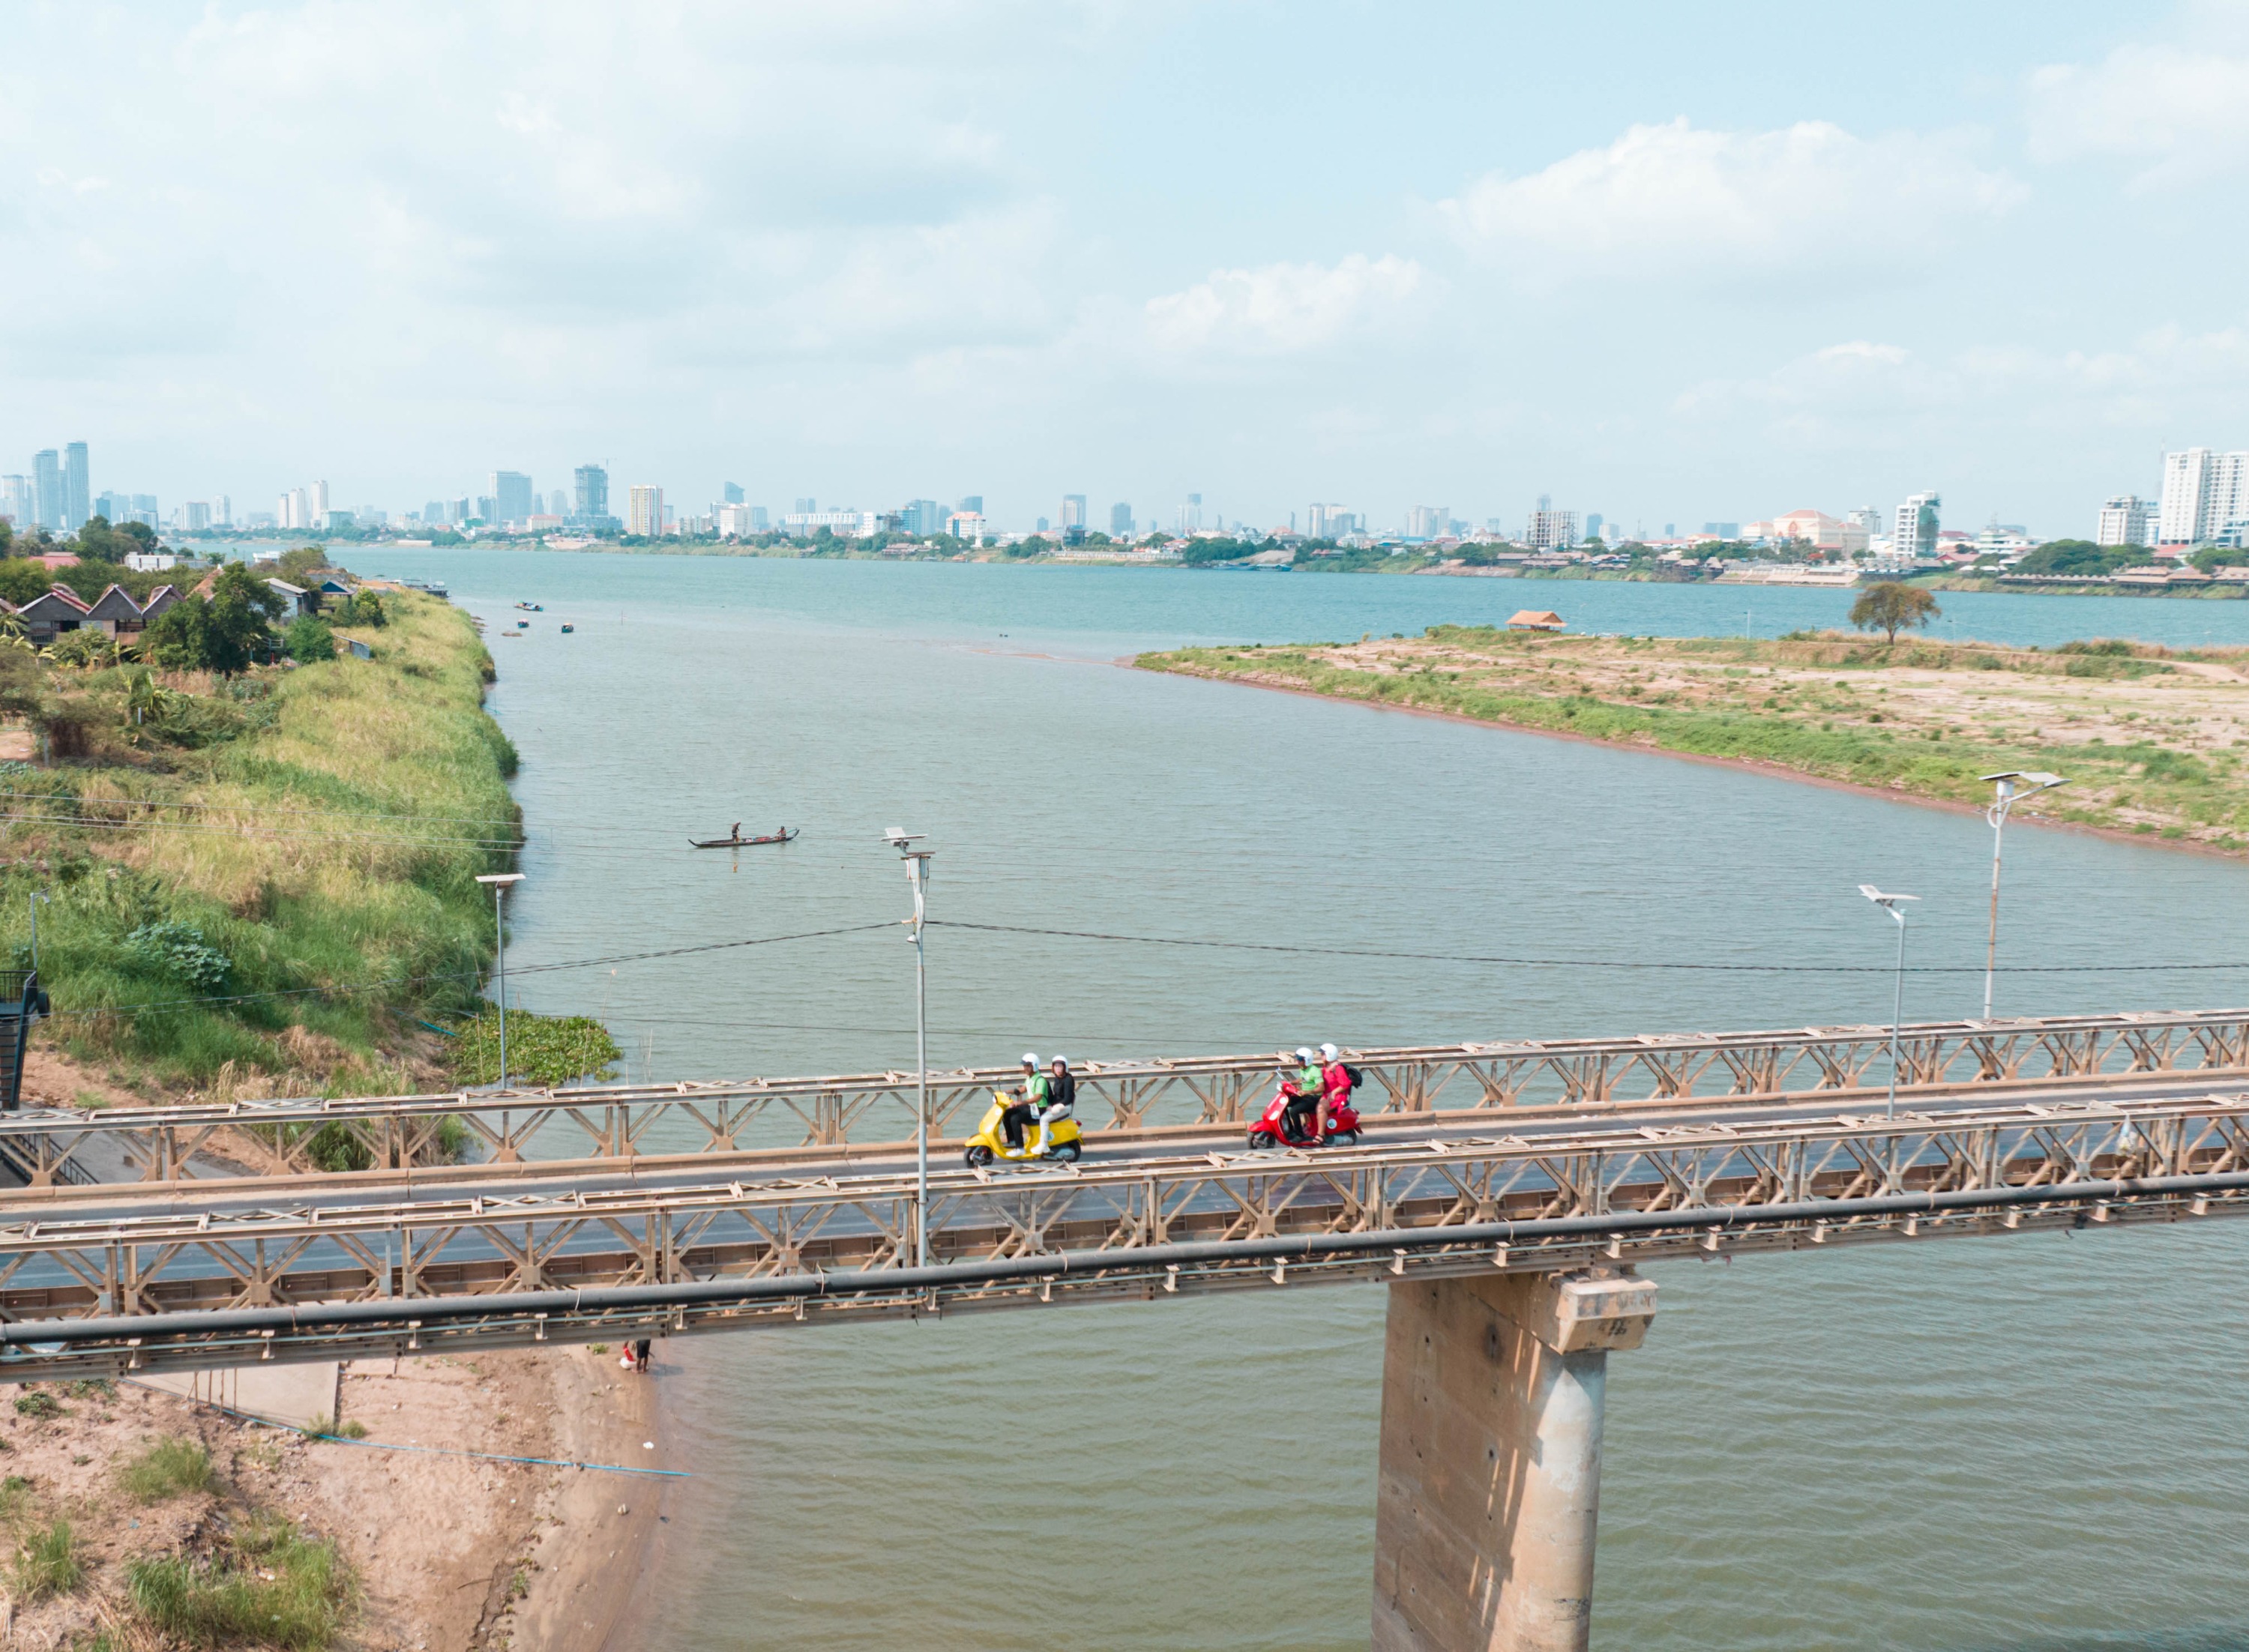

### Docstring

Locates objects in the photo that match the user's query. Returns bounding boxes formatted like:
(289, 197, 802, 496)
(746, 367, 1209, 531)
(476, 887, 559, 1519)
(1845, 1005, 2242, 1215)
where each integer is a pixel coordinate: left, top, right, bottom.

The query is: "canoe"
(560, 624, 574, 633)
(515, 602, 544, 611)
(690, 827, 798, 849)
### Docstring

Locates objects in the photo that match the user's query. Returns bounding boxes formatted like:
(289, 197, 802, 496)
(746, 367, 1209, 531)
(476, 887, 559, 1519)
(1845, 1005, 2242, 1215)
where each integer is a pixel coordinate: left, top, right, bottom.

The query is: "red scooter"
(1246, 1082, 1362, 1150)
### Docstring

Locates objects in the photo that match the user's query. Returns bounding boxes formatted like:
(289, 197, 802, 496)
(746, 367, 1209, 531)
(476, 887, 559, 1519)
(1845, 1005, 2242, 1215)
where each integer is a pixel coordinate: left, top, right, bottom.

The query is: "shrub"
(14, 1389, 62, 1419)
(449, 1008, 621, 1088)
(122, 1436, 215, 1501)
(125, 921, 233, 992)
(284, 615, 337, 664)
(129, 1512, 351, 1650)
(13, 1518, 83, 1598)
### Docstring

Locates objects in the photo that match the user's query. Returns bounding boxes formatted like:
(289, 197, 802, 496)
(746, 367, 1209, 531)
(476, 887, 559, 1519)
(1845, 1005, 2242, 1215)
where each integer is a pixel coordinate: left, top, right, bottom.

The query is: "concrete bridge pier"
(1373, 1268, 1659, 1652)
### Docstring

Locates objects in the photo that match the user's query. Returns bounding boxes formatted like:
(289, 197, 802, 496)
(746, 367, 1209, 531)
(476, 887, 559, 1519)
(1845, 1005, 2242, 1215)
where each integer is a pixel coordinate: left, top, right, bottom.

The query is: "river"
(357, 549, 2249, 1651)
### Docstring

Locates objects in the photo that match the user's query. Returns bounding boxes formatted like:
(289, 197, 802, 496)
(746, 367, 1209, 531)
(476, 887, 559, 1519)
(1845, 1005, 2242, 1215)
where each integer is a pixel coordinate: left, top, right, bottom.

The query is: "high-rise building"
(1892, 492, 1941, 560)
(1527, 495, 1579, 551)
(1176, 492, 1202, 534)
(0, 475, 30, 525)
(130, 495, 157, 527)
(490, 471, 534, 522)
(2158, 448, 2249, 546)
(61, 442, 88, 531)
(627, 485, 663, 537)
(178, 502, 209, 533)
(32, 450, 61, 531)
(94, 490, 130, 522)
(309, 480, 329, 525)
(217, 495, 231, 525)
(1701, 522, 1741, 539)
(900, 499, 944, 535)
(2097, 494, 2157, 548)
(547, 489, 568, 516)
(1583, 512, 1604, 543)
(1407, 504, 1451, 540)
(1060, 494, 1086, 529)
(574, 465, 610, 522)
(723, 481, 745, 504)
(1110, 502, 1133, 537)
(957, 495, 983, 516)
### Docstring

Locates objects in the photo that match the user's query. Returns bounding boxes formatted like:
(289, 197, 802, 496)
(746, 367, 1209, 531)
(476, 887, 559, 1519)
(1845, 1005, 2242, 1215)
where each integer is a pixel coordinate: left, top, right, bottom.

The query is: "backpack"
(1343, 1064, 1364, 1091)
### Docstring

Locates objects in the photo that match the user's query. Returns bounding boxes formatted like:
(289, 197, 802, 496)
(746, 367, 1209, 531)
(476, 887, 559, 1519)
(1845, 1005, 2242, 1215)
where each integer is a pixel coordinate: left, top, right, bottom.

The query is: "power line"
(925, 919, 2249, 977)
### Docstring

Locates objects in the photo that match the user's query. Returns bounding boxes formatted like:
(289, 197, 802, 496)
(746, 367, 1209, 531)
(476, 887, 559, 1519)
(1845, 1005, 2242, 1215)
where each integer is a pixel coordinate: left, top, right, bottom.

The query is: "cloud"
(2026, 44, 2249, 186)
(1436, 118, 2020, 273)
(1142, 255, 1427, 355)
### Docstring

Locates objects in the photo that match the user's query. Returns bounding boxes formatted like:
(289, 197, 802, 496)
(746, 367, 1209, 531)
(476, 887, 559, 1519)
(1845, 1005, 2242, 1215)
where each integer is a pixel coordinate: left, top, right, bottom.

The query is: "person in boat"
(729, 822, 741, 841)
(1002, 1052, 1049, 1154)
(1281, 1046, 1324, 1143)
(1030, 1054, 1077, 1155)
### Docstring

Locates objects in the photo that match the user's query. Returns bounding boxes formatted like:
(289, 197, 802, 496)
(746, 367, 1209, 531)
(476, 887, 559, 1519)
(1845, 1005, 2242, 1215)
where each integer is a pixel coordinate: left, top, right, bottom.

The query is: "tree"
(144, 564, 284, 674)
(1849, 580, 1941, 644)
(284, 614, 336, 663)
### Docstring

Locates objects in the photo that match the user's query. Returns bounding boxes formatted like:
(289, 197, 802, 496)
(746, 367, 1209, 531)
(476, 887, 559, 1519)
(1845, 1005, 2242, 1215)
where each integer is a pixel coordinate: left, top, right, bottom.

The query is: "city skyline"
(4, 4, 2248, 531)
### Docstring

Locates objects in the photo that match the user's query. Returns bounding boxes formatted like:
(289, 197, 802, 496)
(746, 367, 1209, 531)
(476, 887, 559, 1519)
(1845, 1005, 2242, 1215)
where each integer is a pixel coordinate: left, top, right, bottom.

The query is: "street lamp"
(1978, 770, 2066, 1022)
(475, 873, 526, 1089)
(885, 829, 935, 1267)
(1859, 884, 1920, 1119)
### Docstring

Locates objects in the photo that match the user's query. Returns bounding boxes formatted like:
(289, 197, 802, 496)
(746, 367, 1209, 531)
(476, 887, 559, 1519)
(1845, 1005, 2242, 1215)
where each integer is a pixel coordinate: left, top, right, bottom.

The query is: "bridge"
(4, 1007, 2245, 1652)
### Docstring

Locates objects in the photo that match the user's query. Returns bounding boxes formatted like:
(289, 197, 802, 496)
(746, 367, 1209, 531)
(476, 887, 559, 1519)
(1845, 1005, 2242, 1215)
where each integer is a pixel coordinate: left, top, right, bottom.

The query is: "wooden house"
(16, 585, 91, 645)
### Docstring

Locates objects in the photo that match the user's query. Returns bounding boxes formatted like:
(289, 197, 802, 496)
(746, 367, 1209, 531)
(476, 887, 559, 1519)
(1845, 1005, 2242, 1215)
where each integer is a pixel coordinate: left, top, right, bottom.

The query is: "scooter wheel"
(1247, 1130, 1278, 1150)
(1052, 1142, 1082, 1162)
(1332, 1130, 1361, 1148)
(965, 1145, 994, 1168)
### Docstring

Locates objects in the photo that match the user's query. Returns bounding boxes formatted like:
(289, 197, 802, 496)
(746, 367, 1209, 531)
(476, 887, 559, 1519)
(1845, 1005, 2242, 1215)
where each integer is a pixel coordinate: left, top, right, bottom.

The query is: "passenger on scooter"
(1282, 1046, 1323, 1143)
(1316, 1042, 1353, 1142)
(1031, 1055, 1077, 1155)
(1002, 1052, 1049, 1155)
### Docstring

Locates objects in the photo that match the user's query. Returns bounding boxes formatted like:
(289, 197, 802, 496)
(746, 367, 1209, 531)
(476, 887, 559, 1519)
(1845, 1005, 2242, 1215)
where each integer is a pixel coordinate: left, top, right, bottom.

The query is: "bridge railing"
(1, 1007, 2245, 1187)
(3, 1088, 2245, 1377)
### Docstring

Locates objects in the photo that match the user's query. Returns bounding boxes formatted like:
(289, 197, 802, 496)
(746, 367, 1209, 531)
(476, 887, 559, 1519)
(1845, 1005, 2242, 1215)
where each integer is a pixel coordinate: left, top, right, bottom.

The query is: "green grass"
(3, 591, 525, 1091)
(128, 1510, 352, 1650)
(122, 1435, 216, 1501)
(13, 1516, 84, 1598)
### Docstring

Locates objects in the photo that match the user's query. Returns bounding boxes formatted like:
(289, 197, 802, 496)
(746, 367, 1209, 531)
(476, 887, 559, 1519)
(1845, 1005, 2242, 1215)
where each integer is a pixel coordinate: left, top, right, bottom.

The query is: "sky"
(4, 0, 2248, 537)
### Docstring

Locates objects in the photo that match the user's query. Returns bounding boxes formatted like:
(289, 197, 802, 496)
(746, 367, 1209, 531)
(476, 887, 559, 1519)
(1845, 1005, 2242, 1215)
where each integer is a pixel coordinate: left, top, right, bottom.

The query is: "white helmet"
(1050, 1055, 1069, 1067)
(1319, 1043, 1339, 1061)
(1022, 1052, 1038, 1066)
(1294, 1046, 1315, 1063)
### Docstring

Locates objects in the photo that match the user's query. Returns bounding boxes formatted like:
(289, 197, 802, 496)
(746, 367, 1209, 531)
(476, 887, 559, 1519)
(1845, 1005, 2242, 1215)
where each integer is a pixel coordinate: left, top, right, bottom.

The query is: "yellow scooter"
(963, 1089, 1083, 1167)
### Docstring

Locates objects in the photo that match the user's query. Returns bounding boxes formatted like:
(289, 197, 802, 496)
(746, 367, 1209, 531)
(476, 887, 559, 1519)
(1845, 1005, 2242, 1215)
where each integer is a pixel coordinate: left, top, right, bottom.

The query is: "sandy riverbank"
(0, 1342, 669, 1651)
(1139, 627, 2249, 854)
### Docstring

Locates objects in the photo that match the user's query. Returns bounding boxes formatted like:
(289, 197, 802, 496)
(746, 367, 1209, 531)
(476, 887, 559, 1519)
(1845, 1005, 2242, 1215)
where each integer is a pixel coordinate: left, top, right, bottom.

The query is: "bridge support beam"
(1373, 1268, 1658, 1652)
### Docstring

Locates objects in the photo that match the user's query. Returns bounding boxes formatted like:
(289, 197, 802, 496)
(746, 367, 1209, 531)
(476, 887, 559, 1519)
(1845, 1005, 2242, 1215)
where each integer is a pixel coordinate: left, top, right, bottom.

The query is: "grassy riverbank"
(1139, 627, 2249, 850)
(3, 588, 521, 1099)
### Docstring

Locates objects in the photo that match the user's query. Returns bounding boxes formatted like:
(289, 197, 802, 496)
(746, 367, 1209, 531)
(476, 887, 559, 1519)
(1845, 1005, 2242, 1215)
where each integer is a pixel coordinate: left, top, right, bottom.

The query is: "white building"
(717, 503, 761, 537)
(1526, 496, 1578, 552)
(2096, 494, 2156, 548)
(1406, 504, 1450, 539)
(2158, 448, 2249, 546)
(946, 510, 989, 540)
(783, 509, 866, 537)
(1892, 492, 1941, 560)
(1059, 494, 1086, 530)
(124, 550, 181, 572)
(627, 484, 664, 537)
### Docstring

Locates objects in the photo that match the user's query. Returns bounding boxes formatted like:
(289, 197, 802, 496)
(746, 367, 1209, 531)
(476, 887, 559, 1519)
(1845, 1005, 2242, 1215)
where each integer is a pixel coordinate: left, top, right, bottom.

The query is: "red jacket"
(1321, 1061, 1353, 1103)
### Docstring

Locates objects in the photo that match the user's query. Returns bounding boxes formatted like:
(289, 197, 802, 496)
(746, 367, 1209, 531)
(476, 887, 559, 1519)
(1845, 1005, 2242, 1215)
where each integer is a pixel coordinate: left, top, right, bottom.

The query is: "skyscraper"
(574, 465, 609, 522)
(1110, 502, 1133, 537)
(1892, 492, 1941, 559)
(61, 443, 88, 531)
(627, 485, 663, 537)
(0, 476, 28, 526)
(490, 471, 533, 522)
(547, 489, 568, 516)
(309, 480, 330, 528)
(1060, 494, 1086, 529)
(1408, 504, 1451, 539)
(2097, 495, 2156, 548)
(723, 481, 745, 504)
(902, 499, 942, 535)
(957, 495, 983, 516)
(2158, 448, 2249, 546)
(1177, 492, 1202, 534)
(32, 450, 61, 531)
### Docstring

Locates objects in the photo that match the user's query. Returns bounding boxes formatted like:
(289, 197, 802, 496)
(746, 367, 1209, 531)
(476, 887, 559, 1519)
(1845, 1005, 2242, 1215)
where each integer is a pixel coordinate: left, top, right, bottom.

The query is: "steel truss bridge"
(1, 1007, 2245, 1188)
(0, 1010, 2247, 1382)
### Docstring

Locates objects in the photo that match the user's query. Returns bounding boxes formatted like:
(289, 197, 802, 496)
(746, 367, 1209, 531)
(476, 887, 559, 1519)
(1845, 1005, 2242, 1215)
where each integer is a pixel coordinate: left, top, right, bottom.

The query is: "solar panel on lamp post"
(885, 829, 935, 1267)
(1978, 771, 2066, 1022)
(1859, 884, 1920, 1119)
(475, 874, 526, 1088)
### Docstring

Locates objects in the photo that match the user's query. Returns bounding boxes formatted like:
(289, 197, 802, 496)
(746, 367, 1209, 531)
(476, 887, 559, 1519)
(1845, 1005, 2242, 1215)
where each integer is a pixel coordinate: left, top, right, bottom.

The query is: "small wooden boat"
(690, 827, 798, 849)
(516, 602, 544, 611)
(559, 624, 573, 633)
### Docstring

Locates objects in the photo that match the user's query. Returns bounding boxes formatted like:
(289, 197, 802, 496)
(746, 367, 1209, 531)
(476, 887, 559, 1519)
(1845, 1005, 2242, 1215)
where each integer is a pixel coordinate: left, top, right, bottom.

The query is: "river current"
(355, 551, 2249, 1651)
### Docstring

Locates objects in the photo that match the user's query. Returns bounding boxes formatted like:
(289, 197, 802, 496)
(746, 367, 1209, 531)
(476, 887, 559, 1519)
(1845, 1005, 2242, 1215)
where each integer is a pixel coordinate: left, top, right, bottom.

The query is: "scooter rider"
(1002, 1052, 1049, 1155)
(1316, 1042, 1352, 1142)
(1031, 1055, 1077, 1156)
(1282, 1046, 1323, 1143)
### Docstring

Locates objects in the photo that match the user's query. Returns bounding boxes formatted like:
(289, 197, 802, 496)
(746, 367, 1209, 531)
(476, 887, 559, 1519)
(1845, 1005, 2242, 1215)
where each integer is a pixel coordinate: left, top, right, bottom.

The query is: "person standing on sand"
(633, 1337, 652, 1374)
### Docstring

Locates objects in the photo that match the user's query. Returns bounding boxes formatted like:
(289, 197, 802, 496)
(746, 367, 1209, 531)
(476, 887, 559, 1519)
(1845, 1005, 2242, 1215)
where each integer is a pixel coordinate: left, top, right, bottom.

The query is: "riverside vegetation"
(1140, 627, 2249, 850)
(0, 557, 617, 1123)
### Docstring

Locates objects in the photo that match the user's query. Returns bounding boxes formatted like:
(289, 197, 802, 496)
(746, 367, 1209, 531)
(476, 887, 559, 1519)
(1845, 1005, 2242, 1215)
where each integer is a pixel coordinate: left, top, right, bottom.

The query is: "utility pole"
(1860, 885, 1919, 1118)
(475, 873, 525, 1088)
(885, 830, 935, 1266)
(27, 892, 47, 977)
(1979, 771, 2066, 1021)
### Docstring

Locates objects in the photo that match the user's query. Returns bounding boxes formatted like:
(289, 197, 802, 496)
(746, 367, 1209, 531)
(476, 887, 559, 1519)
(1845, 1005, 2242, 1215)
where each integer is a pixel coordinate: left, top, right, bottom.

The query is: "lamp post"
(885, 829, 934, 1267)
(27, 891, 48, 977)
(1859, 885, 1920, 1118)
(474, 873, 525, 1089)
(1978, 771, 2066, 1022)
